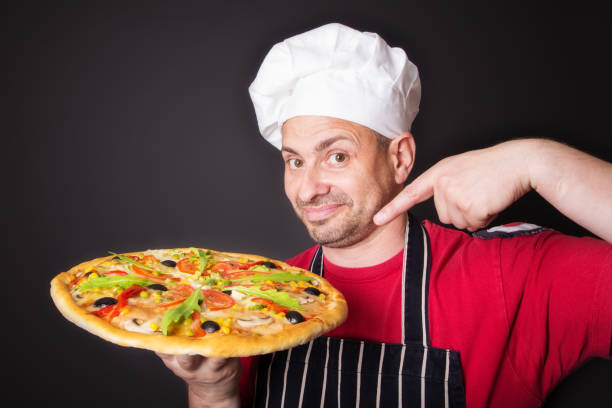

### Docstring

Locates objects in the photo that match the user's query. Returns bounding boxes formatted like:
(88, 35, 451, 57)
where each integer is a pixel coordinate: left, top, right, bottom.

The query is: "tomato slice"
(168, 284, 195, 298)
(142, 254, 159, 263)
(177, 258, 200, 274)
(210, 260, 255, 273)
(131, 264, 180, 283)
(201, 289, 235, 311)
(221, 270, 259, 280)
(251, 298, 288, 314)
(157, 298, 188, 309)
(104, 270, 128, 276)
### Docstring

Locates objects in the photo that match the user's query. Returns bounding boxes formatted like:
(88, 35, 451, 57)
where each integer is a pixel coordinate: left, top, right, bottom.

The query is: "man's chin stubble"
(304, 216, 377, 248)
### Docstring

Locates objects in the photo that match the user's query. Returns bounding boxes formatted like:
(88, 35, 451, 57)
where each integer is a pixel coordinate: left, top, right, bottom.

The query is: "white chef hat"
(248, 22, 421, 149)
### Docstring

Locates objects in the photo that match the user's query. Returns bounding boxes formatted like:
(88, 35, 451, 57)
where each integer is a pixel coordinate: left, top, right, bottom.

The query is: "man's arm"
(157, 353, 241, 408)
(374, 138, 612, 243)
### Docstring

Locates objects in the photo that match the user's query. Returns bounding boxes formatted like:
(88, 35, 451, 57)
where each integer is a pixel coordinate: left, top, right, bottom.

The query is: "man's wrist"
(188, 384, 240, 408)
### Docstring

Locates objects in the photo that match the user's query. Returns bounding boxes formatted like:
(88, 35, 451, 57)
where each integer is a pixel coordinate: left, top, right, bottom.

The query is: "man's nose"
(298, 166, 330, 203)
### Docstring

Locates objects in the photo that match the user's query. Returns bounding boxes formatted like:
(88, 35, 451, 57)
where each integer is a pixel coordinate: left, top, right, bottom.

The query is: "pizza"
(50, 247, 347, 357)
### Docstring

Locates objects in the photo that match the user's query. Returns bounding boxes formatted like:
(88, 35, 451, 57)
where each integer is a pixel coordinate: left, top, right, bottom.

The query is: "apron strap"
(308, 212, 432, 346)
(403, 212, 432, 345)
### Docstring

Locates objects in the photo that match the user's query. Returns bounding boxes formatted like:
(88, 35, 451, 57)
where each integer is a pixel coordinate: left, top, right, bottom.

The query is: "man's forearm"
(526, 138, 612, 243)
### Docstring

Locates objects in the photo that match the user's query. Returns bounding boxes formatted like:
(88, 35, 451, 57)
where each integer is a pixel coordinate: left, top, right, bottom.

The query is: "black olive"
(285, 311, 305, 324)
(304, 287, 321, 296)
(262, 261, 278, 269)
(132, 318, 143, 326)
(222, 290, 232, 295)
(161, 259, 177, 268)
(94, 297, 118, 308)
(112, 256, 120, 260)
(147, 284, 168, 291)
(84, 271, 96, 278)
(201, 320, 220, 333)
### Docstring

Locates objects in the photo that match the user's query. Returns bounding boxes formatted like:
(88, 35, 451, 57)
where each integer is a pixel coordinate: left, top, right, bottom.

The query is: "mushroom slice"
(236, 315, 274, 327)
(121, 317, 154, 334)
(292, 293, 315, 304)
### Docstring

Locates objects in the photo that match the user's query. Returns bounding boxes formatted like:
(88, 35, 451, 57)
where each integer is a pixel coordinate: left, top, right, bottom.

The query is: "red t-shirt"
(240, 221, 612, 407)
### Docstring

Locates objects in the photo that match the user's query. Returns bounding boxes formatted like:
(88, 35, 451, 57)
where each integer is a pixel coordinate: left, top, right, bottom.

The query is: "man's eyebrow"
(281, 146, 299, 155)
(281, 135, 355, 155)
(314, 135, 354, 152)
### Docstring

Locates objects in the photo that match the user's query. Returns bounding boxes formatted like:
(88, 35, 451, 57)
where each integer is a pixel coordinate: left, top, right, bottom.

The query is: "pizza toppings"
(201, 289, 235, 311)
(236, 315, 274, 327)
(160, 287, 203, 335)
(67, 248, 335, 339)
(285, 311, 305, 324)
(304, 287, 321, 296)
(201, 320, 221, 333)
(147, 284, 168, 291)
(93, 297, 118, 308)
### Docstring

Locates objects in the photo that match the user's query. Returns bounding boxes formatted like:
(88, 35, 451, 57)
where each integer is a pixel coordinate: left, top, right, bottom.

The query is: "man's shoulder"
(285, 245, 319, 269)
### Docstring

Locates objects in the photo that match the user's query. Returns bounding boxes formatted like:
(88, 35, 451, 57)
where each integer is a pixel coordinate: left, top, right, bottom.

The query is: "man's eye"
(287, 158, 303, 169)
(329, 153, 347, 164)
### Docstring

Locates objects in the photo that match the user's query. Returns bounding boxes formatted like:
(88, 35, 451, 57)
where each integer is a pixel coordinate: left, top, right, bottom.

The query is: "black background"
(5, 1, 611, 407)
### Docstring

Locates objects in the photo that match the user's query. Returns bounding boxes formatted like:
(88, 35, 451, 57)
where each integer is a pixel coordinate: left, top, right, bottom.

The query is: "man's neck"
(322, 213, 407, 268)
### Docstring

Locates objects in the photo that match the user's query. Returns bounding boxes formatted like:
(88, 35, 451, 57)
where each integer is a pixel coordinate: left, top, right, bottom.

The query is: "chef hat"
(248, 22, 421, 149)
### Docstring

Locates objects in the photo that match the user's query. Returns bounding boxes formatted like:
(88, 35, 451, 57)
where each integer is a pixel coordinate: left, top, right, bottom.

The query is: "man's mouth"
(301, 204, 344, 222)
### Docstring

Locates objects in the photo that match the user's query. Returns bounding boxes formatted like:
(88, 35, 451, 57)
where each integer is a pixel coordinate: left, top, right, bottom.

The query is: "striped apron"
(253, 213, 466, 407)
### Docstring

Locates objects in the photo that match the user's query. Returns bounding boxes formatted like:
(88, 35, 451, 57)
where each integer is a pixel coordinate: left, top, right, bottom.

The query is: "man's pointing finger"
(374, 174, 434, 225)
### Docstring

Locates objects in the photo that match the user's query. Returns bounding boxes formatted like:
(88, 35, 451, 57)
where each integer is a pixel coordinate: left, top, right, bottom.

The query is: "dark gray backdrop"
(5, 1, 610, 407)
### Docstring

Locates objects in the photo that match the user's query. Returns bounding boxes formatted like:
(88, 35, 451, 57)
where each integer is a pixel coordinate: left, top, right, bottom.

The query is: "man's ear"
(388, 132, 416, 184)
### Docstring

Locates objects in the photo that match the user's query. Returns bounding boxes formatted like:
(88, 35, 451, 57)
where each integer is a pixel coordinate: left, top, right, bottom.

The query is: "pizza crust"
(50, 250, 348, 357)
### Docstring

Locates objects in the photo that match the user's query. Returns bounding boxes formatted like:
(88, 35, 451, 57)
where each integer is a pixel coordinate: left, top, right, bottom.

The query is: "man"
(159, 23, 612, 407)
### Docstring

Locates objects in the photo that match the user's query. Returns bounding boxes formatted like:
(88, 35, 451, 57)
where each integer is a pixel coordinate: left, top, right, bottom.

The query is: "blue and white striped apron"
(253, 213, 466, 407)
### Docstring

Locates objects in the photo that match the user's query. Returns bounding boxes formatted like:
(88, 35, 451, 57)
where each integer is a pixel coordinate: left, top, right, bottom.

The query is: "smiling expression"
(281, 116, 399, 248)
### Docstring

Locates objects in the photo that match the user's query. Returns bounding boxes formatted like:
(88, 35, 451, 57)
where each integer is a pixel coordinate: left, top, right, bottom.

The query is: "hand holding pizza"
(157, 353, 241, 408)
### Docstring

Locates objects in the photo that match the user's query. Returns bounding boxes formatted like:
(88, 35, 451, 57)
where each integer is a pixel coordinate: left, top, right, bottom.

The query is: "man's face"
(281, 116, 399, 248)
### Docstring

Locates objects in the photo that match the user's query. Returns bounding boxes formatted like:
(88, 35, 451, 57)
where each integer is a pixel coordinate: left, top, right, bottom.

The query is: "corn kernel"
(265, 280, 274, 286)
(85, 266, 95, 273)
(232, 304, 239, 310)
(139, 291, 149, 298)
(239, 258, 247, 263)
(186, 329, 194, 337)
(149, 322, 159, 330)
(184, 318, 193, 326)
(221, 326, 230, 335)
(275, 312, 285, 319)
(88, 272, 99, 279)
(262, 307, 269, 313)
(319, 294, 326, 300)
(120, 307, 130, 315)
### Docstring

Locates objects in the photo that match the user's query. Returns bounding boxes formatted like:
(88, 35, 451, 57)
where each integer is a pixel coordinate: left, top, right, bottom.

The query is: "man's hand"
(374, 141, 531, 231)
(157, 353, 241, 408)
(374, 139, 612, 242)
